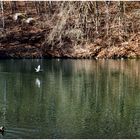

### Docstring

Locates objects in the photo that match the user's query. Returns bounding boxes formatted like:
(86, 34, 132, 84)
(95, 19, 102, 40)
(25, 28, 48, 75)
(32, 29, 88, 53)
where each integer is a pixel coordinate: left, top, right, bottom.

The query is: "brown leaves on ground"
(0, 1, 140, 59)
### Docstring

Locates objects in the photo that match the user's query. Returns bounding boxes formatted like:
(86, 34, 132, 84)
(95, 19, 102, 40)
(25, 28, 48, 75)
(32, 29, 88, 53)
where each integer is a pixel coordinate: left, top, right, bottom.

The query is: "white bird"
(13, 13, 24, 21)
(35, 65, 41, 72)
(25, 18, 34, 23)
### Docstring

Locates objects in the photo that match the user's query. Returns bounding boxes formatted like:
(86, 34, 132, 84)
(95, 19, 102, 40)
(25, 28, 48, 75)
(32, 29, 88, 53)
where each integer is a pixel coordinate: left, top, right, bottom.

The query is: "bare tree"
(0, 0, 4, 30)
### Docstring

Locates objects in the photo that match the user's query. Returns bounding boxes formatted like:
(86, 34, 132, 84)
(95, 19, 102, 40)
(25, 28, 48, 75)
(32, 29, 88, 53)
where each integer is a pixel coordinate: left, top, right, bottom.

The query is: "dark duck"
(0, 126, 4, 133)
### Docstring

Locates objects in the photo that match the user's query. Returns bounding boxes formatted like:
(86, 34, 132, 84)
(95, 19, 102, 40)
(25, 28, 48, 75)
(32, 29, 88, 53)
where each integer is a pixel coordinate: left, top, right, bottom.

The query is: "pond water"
(0, 59, 140, 139)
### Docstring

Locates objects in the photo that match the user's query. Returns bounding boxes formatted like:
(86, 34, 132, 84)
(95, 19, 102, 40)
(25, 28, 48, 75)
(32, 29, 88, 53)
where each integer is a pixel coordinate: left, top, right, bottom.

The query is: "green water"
(0, 59, 140, 139)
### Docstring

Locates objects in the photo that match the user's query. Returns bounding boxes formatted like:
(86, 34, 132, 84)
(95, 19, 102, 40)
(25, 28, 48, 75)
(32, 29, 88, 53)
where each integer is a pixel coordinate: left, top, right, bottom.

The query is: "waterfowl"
(13, 13, 25, 21)
(0, 126, 4, 133)
(35, 65, 41, 72)
(24, 17, 35, 26)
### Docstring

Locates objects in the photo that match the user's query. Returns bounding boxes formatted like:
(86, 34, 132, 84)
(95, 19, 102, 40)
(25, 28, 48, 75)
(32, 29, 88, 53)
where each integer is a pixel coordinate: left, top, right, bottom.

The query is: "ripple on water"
(2, 126, 40, 139)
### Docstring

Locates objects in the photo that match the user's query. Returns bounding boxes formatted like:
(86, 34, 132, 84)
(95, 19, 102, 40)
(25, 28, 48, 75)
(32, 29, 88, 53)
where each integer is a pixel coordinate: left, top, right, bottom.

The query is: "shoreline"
(0, 29, 139, 59)
(0, 2, 139, 59)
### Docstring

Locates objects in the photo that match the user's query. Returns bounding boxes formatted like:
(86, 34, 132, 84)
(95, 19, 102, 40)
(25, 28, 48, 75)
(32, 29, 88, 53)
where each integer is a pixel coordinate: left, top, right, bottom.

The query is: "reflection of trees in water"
(0, 59, 139, 138)
(51, 59, 140, 138)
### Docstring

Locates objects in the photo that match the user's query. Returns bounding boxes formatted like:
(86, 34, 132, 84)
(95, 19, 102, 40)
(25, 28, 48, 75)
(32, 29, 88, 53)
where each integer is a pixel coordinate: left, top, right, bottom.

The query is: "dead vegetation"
(0, 1, 139, 58)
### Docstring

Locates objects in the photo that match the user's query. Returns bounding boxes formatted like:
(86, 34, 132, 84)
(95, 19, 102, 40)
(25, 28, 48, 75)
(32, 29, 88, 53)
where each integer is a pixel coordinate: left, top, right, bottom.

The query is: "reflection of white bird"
(35, 78, 40, 88)
(35, 65, 41, 72)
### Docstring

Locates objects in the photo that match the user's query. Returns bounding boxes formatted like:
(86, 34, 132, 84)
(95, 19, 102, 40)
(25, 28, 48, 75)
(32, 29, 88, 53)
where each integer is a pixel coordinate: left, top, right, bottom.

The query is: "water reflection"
(0, 59, 139, 138)
(35, 78, 41, 88)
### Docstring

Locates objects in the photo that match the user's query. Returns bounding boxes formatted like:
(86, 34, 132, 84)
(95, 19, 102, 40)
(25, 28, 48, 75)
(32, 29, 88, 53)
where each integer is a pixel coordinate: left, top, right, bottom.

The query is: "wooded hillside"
(0, 1, 139, 58)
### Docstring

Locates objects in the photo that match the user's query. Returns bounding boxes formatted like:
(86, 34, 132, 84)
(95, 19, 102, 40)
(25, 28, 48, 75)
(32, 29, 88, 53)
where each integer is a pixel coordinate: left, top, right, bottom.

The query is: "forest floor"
(0, 2, 139, 59)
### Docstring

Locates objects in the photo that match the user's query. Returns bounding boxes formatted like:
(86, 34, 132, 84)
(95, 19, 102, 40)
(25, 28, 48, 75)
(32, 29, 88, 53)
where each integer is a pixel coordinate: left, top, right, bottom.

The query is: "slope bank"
(0, 1, 139, 58)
